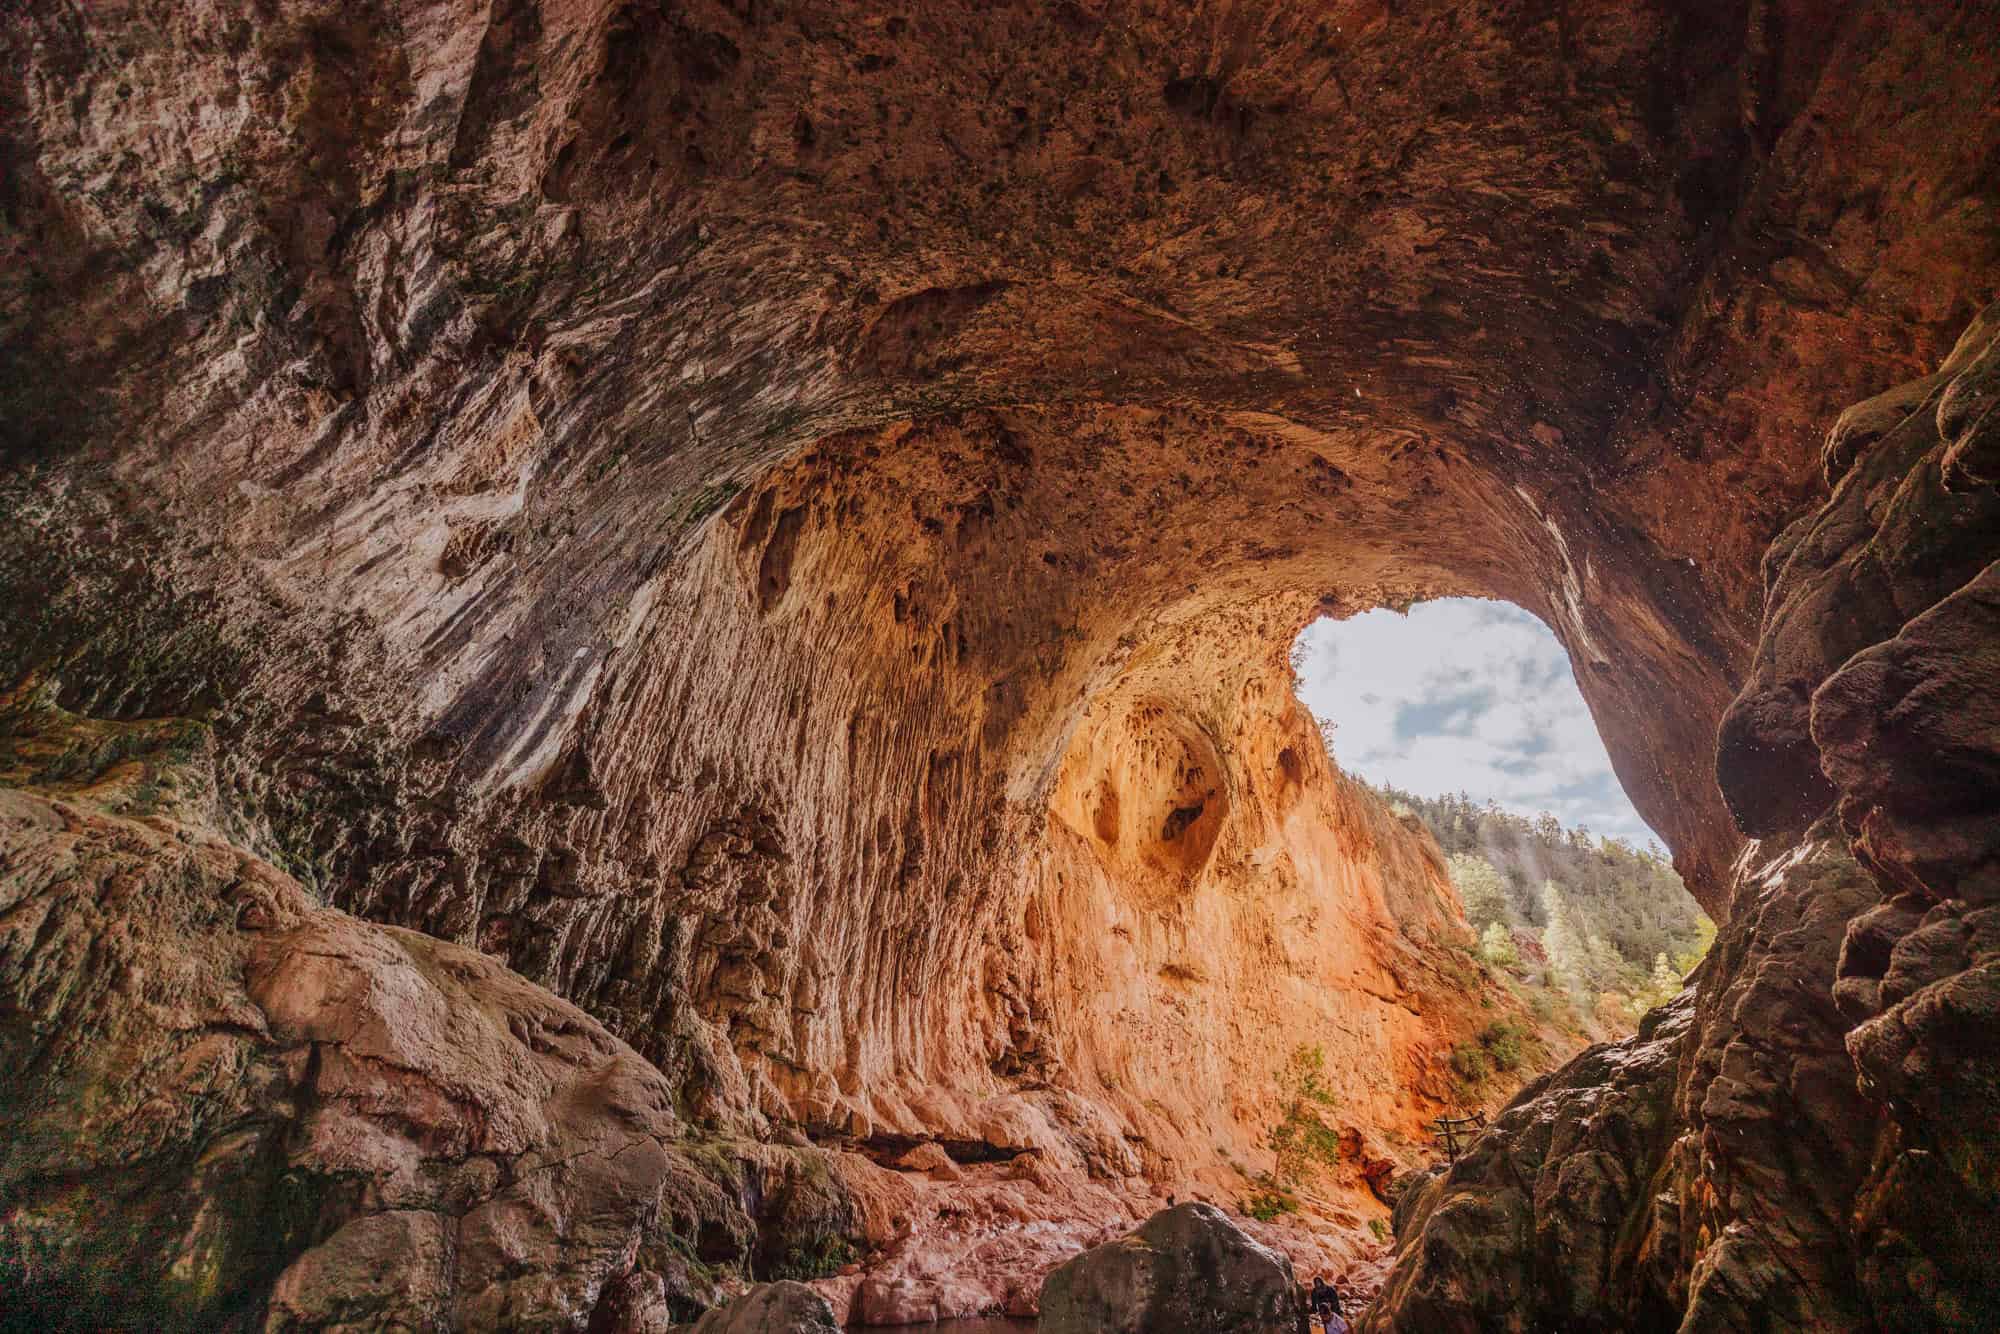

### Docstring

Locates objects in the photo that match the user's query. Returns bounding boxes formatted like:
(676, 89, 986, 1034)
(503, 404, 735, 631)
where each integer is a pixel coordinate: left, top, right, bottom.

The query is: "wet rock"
(1040, 1202, 1300, 1334)
(1363, 996, 1690, 1333)
(689, 1281, 839, 1333)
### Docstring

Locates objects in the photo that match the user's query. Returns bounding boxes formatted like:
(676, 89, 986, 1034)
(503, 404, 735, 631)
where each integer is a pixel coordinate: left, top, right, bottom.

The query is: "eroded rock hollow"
(2, 0, 1997, 1329)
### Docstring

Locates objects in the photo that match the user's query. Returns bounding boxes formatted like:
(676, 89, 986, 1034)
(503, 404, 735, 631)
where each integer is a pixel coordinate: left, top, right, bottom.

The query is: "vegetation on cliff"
(1243, 1045, 1344, 1221)
(1379, 785, 1715, 1044)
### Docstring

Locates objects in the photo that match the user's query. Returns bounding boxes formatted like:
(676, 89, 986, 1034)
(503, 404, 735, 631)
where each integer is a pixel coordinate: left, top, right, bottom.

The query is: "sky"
(1292, 599, 1663, 850)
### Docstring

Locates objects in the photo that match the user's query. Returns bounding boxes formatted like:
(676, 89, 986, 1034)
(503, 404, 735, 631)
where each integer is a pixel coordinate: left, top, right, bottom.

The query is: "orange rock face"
(3, 0, 1999, 1327)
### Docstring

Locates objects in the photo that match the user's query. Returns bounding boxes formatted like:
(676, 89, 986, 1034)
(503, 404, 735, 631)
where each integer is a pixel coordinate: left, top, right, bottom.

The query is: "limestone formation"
(1040, 1202, 1301, 1334)
(3, 0, 1999, 1329)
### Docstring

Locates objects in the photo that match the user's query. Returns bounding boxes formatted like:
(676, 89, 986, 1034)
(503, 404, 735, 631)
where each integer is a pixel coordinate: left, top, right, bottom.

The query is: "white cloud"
(1294, 599, 1661, 848)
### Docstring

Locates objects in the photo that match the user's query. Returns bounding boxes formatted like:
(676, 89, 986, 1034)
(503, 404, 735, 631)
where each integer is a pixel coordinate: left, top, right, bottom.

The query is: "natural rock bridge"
(2, 1, 1996, 1329)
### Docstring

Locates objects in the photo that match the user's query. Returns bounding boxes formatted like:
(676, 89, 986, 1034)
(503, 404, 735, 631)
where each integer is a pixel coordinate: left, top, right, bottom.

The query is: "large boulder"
(690, 1281, 840, 1333)
(1040, 1202, 1300, 1334)
(0, 697, 850, 1331)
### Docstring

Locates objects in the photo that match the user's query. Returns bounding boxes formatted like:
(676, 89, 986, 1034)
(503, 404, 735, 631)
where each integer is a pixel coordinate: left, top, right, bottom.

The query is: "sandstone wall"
(3, 0, 1999, 1327)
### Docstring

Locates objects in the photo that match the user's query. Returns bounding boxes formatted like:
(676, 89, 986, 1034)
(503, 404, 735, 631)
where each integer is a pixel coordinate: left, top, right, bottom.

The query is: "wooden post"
(1431, 1110, 1489, 1162)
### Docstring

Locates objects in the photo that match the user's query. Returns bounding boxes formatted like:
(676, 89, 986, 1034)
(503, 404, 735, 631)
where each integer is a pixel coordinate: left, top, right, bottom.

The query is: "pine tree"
(1582, 927, 1627, 994)
(1449, 853, 1511, 931)
(1650, 952, 1682, 1005)
(1479, 921, 1520, 970)
(1540, 881, 1585, 993)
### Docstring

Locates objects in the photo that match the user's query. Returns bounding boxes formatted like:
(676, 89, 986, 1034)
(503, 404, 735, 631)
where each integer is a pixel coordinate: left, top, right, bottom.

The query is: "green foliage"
(1448, 853, 1512, 931)
(1478, 921, 1520, 970)
(1673, 914, 1718, 977)
(1479, 1017, 1531, 1073)
(1266, 1045, 1343, 1184)
(1446, 1016, 1536, 1101)
(1369, 1216, 1391, 1243)
(1449, 1041, 1490, 1094)
(1244, 1185, 1299, 1221)
(768, 1233, 856, 1282)
(1376, 784, 1709, 975)
(1375, 783, 1723, 1048)
(1244, 1045, 1343, 1220)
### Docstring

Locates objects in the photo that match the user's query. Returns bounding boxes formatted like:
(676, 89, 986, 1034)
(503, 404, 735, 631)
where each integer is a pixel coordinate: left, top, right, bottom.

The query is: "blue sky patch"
(1294, 599, 1661, 849)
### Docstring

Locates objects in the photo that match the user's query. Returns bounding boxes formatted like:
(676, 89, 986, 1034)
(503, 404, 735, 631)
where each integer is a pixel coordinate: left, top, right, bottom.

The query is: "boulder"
(690, 1281, 840, 1333)
(893, 1140, 963, 1180)
(1040, 1202, 1300, 1334)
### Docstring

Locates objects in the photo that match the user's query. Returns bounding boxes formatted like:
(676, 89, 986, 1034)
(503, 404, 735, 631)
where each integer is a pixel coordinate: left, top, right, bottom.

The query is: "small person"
(1310, 1273, 1347, 1331)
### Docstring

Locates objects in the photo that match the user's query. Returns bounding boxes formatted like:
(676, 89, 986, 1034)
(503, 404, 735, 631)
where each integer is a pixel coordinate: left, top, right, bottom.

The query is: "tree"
(1246, 1045, 1343, 1219)
(1266, 1045, 1341, 1184)
(1541, 881, 1587, 993)
(1448, 853, 1511, 931)
(1673, 915, 1718, 976)
(1581, 926, 1629, 994)
(1649, 952, 1682, 1006)
(1479, 921, 1520, 970)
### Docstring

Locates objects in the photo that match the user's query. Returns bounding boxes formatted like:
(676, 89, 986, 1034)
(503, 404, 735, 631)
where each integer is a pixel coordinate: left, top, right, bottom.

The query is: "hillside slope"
(1376, 785, 1714, 1049)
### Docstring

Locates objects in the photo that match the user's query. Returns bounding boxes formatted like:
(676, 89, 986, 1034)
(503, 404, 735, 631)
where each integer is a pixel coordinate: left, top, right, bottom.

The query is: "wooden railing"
(1430, 1109, 1488, 1162)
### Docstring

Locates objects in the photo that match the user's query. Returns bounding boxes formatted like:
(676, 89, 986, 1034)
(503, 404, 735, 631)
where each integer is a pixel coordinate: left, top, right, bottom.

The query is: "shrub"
(1241, 1045, 1344, 1218)
(1479, 1017, 1530, 1072)
(769, 1233, 856, 1281)
(1244, 1178, 1300, 1220)
(1447, 853, 1511, 931)
(1265, 1045, 1343, 1188)
(1478, 921, 1520, 970)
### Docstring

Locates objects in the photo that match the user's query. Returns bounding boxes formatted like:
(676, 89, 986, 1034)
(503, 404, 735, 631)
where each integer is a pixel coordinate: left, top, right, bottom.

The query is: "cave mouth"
(697, 401, 1734, 1156)
(1289, 598, 1665, 852)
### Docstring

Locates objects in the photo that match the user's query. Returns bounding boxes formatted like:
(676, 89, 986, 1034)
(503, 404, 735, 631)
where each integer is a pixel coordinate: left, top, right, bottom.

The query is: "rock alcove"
(2, 1, 1998, 1330)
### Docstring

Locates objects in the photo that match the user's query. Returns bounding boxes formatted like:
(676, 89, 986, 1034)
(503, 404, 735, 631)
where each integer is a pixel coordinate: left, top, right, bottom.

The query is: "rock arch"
(2, 0, 1998, 1326)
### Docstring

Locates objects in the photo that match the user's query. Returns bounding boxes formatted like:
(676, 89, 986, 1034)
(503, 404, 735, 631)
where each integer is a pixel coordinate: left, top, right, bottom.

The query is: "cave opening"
(1287, 597, 1712, 1039)
(1291, 598, 1664, 852)
(683, 401, 1737, 1275)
